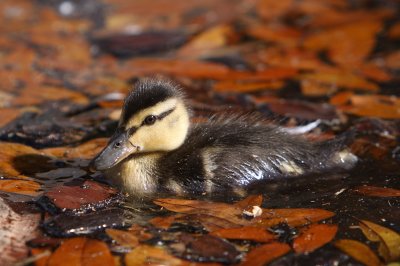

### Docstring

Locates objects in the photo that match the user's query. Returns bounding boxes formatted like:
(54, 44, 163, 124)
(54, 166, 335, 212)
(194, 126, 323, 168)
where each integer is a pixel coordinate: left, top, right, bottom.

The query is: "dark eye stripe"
(127, 107, 176, 132)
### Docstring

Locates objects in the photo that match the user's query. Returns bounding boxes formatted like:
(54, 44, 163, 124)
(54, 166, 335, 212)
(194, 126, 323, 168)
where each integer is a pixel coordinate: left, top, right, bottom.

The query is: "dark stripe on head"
(121, 78, 182, 125)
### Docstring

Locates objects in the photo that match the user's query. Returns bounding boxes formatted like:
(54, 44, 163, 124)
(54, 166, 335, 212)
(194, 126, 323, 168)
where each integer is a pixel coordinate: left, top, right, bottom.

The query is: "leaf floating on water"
(44, 180, 118, 211)
(171, 234, 241, 264)
(125, 245, 182, 266)
(292, 224, 338, 254)
(47, 237, 115, 266)
(210, 226, 276, 242)
(42, 138, 108, 159)
(354, 185, 400, 197)
(359, 220, 400, 262)
(239, 242, 291, 266)
(233, 194, 263, 209)
(334, 239, 381, 266)
(0, 179, 41, 196)
(106, 229, 139, 249)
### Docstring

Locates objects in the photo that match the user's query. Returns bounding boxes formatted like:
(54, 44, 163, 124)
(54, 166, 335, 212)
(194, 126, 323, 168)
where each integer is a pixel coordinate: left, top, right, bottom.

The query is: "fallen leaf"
(334, 239, 381, 266)
(233, 194, 263, 209)
(359, 220, 400, 262)
(178, 24, 238, 58)
(304, 20, 382, 65)
(106, 229, 139, 249)
(213, 80, 283, 93)
(30, 248, 51, 266)
(47, 237, 115, 266)
(388, 22, 400, 39)
(154, 198, 335, 228)
(385, 51, 400, 69)
(0, 108, 21, 127)
(301, 79, 337, 97)
(0, 179, 41, 196)
(42, 138, 108, 159)
(354, 186, 400, 197)
(239, 242, 291, 266)
(125, 245, 182, 266)
(44, 180, 118, 211)
(256, 0, 293, 21)
(0, 198, 40, 265)
(246, 23, 301, 46)
(211, 226, 275, 242)
(293, 224, 338, 254)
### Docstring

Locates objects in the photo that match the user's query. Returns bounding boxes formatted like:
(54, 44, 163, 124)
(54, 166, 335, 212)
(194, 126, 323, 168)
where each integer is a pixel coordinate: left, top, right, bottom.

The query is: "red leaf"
(239, 242, 291, 266)
(354, 185, 400, 197)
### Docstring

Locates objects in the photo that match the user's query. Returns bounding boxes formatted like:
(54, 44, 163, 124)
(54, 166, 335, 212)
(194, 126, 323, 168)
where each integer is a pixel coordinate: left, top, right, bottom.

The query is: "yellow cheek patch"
(124, 98, 178, 129)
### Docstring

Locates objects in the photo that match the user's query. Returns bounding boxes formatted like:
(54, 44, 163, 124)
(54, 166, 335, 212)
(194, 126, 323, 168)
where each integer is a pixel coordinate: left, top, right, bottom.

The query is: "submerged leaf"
(239, 242, 291, 266)
(210, 226, 275, 242)
(293, 224, 338, 254)
(0, 179, 41, 196)
(47, 237, 115, 266)
(354, 186, 400, 197)
(334, 239, 381, 266)
(359, 220, 400, 262)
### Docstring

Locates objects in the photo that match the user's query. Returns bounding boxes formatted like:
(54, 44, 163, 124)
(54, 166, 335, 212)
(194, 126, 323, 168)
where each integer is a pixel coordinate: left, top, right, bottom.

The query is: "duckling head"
(92, 78, 190, 171)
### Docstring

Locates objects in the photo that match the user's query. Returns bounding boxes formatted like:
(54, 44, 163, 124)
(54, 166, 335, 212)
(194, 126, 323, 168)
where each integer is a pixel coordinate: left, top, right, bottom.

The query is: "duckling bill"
(92, 78, 357, 198)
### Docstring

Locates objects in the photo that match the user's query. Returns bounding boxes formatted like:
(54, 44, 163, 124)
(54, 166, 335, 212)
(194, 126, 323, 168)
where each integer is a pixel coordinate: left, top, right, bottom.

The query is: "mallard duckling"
(91, 78, 357, 198)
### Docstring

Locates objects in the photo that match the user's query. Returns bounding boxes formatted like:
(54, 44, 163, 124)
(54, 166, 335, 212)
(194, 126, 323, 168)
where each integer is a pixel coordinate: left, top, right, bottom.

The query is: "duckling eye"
(144, 115, 157, 125)
(114, 141, 122, 148)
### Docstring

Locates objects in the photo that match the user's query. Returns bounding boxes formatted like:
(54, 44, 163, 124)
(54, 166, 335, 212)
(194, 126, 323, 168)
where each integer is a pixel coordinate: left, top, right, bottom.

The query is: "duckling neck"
(105, 153, 162, 197)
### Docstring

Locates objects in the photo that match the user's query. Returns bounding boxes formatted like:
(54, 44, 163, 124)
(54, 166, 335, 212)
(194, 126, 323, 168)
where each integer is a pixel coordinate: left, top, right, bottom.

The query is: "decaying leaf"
(354, 186, 400, 197)
(0, 179, 41, 196)
(210, 226, 275, 242)
(334, 239, 381, 266)
(293, 224, 338, 254)
(359, 220, 400, 262)
(0, 198, 40, 266)
(47, 237, 115, 266)
(42, 138, 108, 159)
(125, 245, 182, 266)
(106, 229, 139, 249)
(239, 242, 291, 266)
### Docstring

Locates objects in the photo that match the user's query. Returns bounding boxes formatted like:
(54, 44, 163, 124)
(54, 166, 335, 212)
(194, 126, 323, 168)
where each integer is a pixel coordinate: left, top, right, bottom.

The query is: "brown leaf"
(211, 226, 275, 242)
(293, 224, 338, 254)
(0, 198, 40, 265)
(300, 70, 379, 91)
(0, 179, 41, 196)
(0, 142, 44, 179)
(106, 229, 139, 249)
(246, 23, 301, 46)
(45, 180, 118, 210)
(125, 245, 182, 266)
(256, 208, 335, 228)
(334, 239, 382, 266)
(304, 20, 382, 65)
(48, 237, 115, 266)
(359, 220, 400, 262)
(388, 22, 400, 39)
(239, 242, 291, 266)
(178, 24, 239, 58)
(42, 138, 108, 159)
(213, 80, 283, 93)
(0, 108, 21, 128)
(149, 214, 183, 230)
(385, 51, 400, 69)
(301, 79, 337, 97)
(154, 198, 335, 228)
(124, 58, 231, 79)
(354, 185, 400, 197)
(256, 0, 294, 20)
(233, 194, 263, 210)
(30, 248, 51, 266)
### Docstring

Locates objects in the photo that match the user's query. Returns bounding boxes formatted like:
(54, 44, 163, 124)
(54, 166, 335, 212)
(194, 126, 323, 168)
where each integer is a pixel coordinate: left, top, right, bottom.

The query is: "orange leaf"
(0, 179, 41, 196)
(246, 23, 301, 46)
(334, 239, 381, 266)
(125, 245, 182, 266)
(213, 80, 283, 93)
(385, 51, 400, 69)
(211, 226, 275, 242)
(42, 138, 108, 159)
(388, 22, 400, 39)
(234, 194, 263, 210)
(359, 220, 400, 262)
(293, 224, 338, 254)
(31, 248, 51, 266)
(0, 108, 21, 128)
(106, 229, 139, 249)
(354, 185, 400, 197)
(239, 242, 291, 266)
(256, 0, 293, 20)
(304, 20, 382, 65)
(48, 237, 115, 266)
(178, 24, 239, 58)
(256, 208, 335, 227)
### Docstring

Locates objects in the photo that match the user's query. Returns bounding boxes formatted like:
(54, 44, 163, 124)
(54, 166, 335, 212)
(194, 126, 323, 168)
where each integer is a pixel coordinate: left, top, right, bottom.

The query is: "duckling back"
(157, 115, 357, 196)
